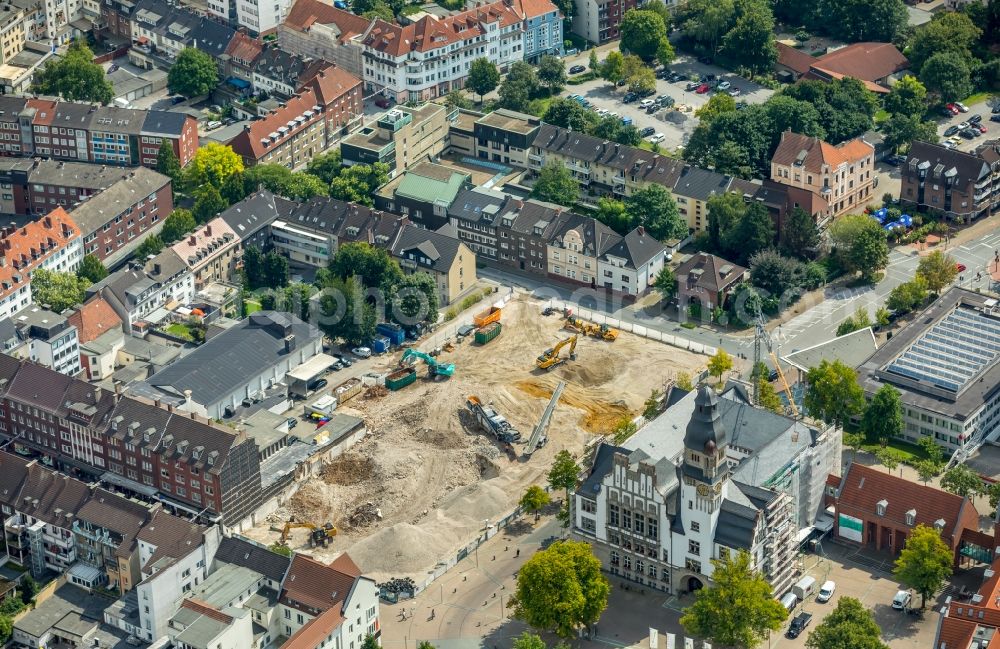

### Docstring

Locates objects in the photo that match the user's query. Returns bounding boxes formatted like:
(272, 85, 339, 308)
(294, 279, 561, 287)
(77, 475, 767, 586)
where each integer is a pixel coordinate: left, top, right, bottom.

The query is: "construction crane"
(751, 300, 799, 417)
(280, 521, 338, 546)
(537, 335, 578, 370)
(401, 349, 455, 377)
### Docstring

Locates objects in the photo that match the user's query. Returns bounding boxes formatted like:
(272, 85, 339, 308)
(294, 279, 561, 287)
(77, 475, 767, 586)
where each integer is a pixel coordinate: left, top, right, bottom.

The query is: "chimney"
(205, 225, 212, 236)
(284, 334, 295, 353)
(183, 389, 193, 402)
(189, 235, 196, 245)
(637, 226, 644, 237)
(153, 263, 161, 275)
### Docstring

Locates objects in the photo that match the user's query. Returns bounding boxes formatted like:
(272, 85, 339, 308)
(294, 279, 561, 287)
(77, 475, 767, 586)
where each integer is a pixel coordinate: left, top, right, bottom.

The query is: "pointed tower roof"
(683, 386, 728, 454)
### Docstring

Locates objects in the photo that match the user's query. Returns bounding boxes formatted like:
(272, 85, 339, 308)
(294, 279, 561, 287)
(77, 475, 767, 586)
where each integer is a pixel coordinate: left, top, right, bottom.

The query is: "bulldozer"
(536, 335, 578, 370)
(599, 324, 619, 341)
(280, 521, 338, 547)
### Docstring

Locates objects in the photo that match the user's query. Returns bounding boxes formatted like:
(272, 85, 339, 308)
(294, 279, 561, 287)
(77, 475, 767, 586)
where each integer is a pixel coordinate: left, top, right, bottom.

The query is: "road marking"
(593, 636, 629, 648)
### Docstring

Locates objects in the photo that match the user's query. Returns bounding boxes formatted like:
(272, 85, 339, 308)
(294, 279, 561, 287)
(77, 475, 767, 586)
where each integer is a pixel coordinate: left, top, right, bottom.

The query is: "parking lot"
(935, 98, 995, 153)
(562, 54, 776, 152)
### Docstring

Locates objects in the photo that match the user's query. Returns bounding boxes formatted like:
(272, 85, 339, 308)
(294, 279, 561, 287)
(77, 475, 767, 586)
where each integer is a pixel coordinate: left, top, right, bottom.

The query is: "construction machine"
(401, 348, 455, 377)
(280, 521, 338, 547)
(536, 335, 578, 370)
(466, 396, 521, 443)
(598, 324, 619, 341)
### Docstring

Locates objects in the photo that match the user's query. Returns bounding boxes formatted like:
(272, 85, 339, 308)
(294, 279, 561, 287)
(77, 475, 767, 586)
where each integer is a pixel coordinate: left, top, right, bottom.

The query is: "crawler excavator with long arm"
(536, 335, 578, 370)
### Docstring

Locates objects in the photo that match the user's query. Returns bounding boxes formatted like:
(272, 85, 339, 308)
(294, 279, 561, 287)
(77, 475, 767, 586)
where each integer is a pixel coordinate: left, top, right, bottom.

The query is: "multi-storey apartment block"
(900, 140, 1000, 222)
(0, 207, 82, 319)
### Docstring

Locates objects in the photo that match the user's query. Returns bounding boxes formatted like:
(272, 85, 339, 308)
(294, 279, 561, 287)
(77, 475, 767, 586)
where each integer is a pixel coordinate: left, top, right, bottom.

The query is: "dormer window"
(905, 509, 916, 526)
(876, 499, 887, 517)
(935, 518, 946, 531)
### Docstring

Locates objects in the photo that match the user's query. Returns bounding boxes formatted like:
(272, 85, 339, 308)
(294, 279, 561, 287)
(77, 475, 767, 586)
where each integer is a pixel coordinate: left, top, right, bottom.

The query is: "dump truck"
(385, 367, 417, 390)
(473, 306, 502, 328)
(466, 395, 521, 443)
(475, 321, 502, 345)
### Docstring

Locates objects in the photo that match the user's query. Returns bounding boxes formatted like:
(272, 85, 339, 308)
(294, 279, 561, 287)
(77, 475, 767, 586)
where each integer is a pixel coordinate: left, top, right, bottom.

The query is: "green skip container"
(385, 367, 417, 390)
(475, 322, 502, 345)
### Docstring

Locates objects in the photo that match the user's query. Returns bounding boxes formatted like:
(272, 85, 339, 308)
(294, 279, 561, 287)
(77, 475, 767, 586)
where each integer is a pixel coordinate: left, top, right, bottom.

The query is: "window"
(581, 499, 596, 514)
(622, 509, 632, 530)
(609, 503, 619, 527)
(690, 521, 700, 533)
(647, 517, 658, 540)
(685, 558, 702, 573)
(688, 540, 700, 555)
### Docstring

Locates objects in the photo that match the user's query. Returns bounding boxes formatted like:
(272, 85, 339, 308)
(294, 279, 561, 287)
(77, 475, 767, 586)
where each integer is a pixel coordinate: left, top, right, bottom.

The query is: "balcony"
(566, 161, 590, 175)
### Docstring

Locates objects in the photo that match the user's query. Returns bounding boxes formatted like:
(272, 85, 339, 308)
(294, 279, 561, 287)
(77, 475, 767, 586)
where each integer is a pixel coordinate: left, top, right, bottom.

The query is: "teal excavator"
(400, 349, 455, 378)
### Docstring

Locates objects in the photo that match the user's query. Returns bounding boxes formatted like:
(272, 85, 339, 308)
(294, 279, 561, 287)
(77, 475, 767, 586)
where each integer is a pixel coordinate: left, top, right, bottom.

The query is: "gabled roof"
(300, 65, 361, 105)
(229, 88, 325, 160)
(253, 47, 326, 88)
(775, 42, 815, 75)
(280, 553, 360, 613)
(447, 187, 508, 225)
(68, 167, 171, 238)
(282, 0, 371, 41)
(141, 110, 192, 137)
(601, 227, 665, 270)
(811, 42, 909, 82)
(675, 252, 746, 294)
(714, 497, 759, 550)
(673, 165, 733, 202)
(0, 451, 30, 507)
(217, 190, 296, 241)
(391, 224, 464, 273)
(771, 131, 873, 171)
(832, 462, 972, 543)
(905, 140, 992, 184)
(16, 463, 91, 528)
(137, 508, 209, 570)
(549, 212, 621, 258)
(0, 207, 80, 301)
(214, 536, 290, 583)
(225, 31, 263, 64)
(66, 297, 123, 343)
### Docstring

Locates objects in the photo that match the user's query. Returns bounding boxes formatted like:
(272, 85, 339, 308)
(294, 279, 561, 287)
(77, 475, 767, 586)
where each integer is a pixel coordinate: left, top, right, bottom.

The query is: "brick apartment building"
(0, 354, 264, 527)
(900, 140, 1000, 222)
(570, 0, 636, 44)
(0, 97, 197, 168)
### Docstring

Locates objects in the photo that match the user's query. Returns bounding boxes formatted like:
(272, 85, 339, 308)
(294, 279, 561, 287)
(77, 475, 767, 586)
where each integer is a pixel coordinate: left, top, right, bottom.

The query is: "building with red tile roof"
(825, 462, 987, 565)
(67, 296, 123, 343)
(936, 554, 1000, 649)
(278, 0, 371, 79)
(775, 41, 909, 94)
(770, 131, 875, 220)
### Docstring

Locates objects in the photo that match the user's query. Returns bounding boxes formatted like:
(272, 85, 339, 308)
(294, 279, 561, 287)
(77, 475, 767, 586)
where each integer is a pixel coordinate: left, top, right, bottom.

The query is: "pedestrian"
(516, 548, 520, 557)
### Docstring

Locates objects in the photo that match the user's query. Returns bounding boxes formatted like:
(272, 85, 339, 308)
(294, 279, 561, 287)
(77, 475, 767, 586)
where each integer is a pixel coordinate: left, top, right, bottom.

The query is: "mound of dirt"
(323, 453, 376, 486)
(514, 379, 631, 434)
(413, 426, 465, 449)
(348, 523, 444, 574)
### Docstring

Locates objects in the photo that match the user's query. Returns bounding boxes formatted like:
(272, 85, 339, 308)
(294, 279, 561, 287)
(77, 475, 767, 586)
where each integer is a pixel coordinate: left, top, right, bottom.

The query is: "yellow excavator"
(280, 521, 338, 547)
(537, 335, 578, 370)
(598, 324, 619, 341)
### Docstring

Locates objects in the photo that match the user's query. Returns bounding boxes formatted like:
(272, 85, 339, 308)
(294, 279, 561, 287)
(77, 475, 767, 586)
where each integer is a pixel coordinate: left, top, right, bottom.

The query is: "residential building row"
(278, 0, 562, 103)
(0, 95, 198, 169)
(573, 385, 842, 598)
(900, 139, 1000, 222)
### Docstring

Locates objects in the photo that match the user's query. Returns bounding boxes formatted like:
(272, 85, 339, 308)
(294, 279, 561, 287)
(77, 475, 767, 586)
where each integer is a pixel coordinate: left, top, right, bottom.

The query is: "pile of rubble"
(364, 385, 388, 400)
(377, 577, 415, 596)
(349, 502, 384, 528)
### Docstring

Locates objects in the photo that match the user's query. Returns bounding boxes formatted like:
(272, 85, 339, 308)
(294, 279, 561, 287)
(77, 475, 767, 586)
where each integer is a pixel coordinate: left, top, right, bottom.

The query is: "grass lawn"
(165, 323, 197, 342)
(963, 92, 992, 106)
(874, 108, 890, 124)
(527, 95, 556, 118)
(857, 438, 932, 465)
(245, 300, 262, 314)
(400, 3, 422, 15)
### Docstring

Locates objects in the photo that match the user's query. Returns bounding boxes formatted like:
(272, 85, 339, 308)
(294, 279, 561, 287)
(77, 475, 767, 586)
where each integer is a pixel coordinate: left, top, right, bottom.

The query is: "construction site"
(246, 297, 707, 581)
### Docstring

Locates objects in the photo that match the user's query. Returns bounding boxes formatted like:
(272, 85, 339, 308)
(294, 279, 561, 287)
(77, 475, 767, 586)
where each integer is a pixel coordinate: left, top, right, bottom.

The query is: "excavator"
(536, 335, 578, 370)
(566, 317, 619, 342)
(280, 521, 338, 547)
(401, 348, 455, 378)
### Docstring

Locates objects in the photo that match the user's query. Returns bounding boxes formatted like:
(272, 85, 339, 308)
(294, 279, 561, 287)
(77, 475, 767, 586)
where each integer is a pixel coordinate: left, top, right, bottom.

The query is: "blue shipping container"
(376, 323, 406, 346)
(371, 336, 391, 354)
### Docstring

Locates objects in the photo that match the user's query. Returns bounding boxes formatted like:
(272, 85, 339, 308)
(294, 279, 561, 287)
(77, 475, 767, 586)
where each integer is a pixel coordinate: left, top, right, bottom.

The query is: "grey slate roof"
(673, 165, 733, 202)
(138, 311, 321, 406)
(782, 327, 878, 372)
(218, 190, 296, 241)
(447, 187, 508, 225)
(549, 212, 621, 258)
(69, 167, 171, 236)
(601, 227, 665, 270)
(391, 224, 464, 274)
(714, 498, 759, 550)
(577, 442, 627, 500)
(141, 110, 190, 137)
(214, 535, 291, 583)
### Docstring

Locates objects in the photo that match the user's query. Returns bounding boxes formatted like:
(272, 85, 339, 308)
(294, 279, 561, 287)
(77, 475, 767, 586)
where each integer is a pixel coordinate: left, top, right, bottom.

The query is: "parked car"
(696, 83, 711, 94)
(975, 123, 988, 133)
(991, 115, 1000, 123)
(328, 361, 343, 372)
(786, 612, 812, 639)
(716, 80, 731, 91)
(946, 103, 961, 114)
(943, 140, 957, 149)
(170, 95, 185, 105)
(942, 106, 957, 117)
(646, 104, 660, 114)
(637, 87, 655, 97)
(686, 81, 701, 91)
(955, 101, 969, 112)
(659, 95, 675, 107)
(817, 581, 836, 603)
(352, 346, 372, 358)
(958, 121, 970, 130)
(374, 97, 391, 108)
(308, 378, 328, 391)
(700, 73, 716, 82)
(648, 132, 665, 143)
(728, 87, 741, 96)
(639, 126, 655, 137)
(957, 263, 967, 272)
(892, 590, 912, 610)
(639, 98, 655, 108)
(336, 355, 353, 367)
(944, 125, 960, 136)
(969, 114, 982, 124)
(622, 92, 638, 103)
(884, 154, 905, 166)
(960, 129, 976, 139)
(286, 417, 298, 429)
(569, 65, 586, 74)
(993, 103, 1000, 113)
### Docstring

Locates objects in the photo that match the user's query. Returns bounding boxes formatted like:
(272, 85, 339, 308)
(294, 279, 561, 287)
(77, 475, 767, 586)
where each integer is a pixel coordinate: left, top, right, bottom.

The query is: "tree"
(32, 40, 112, 104)
(656, 38, 676, 68)
(168, 48, 219, 98)
(467, 58, 500, 103)
(837, 305, 872, 336)
(627, 66, 657, 96)
(883, 114, 939, 153)
(392, 272, 438, 324)
(360, 635, 379, 649)
(987, 482, 1000, 511)
(306, 150, 342, 185)
(886, 277, 928, 314)
(0, 614, 11, 643)
(548, 450, 579, 501)
(680, 550, 787, 649)
(764, 95, 825, 143)
(816, 0, 906, 43)
(843, 431, 865, 460)
(678, 0, 736, 56)
(161, 209, 196, 244)
(330, 242, 404, 294)
(543, 98, 596, 133)
(757, 377, 783, 414)
(695, 93, 737, 122)
(875, 447, 901, 474)
(268, 542, 292, 557)
(416, 643, 436, 649)
(829, 214, 889, 283)
(653, 266, 676, 301)
(244, 164, 327, 200)
(187, 142, 244, 190)
(519, 485, 550, 520)
(537, 55, 567, 93)
(916, 250, 958, 295)
(156, 141, 181, 182)
(885, 75, 928, 117)
(531, 162, 579, 206)
(77, 254, 108, 283)
(328, 162, 391, 206)
(135, 235, 164, 259)
(593, 197, 630, 234)
(707, 192, 745, 254)
(362, 0, 393, 20)
(511, 633, 546, 649)
(894, 525, 953, 608)
(916, 460, 940, 485)
(918, 435, 944, 466)
(707, 349, 734, 384)
(729, 202, 775, 265)
(804, 359, 865, 427)
(780, 207, 820, 259)
(588, 50, 599, 71)
(243, 245, 266, 289)
(749, 249, 806, 298)
(599, 50, 626, 87)
(920, 52, 973, 103)
(908, 12, 981, 71)
(591, 116, 641, 146)
(263, 251, 289, 289)
(805, 597, 889, 649)
(510, 540, 609, 637)
(940, 464, 982, 499)
(498, 61, 538, 112)
(317, 275, 376, 345)
(620, 9, 668, 61)
(624, 185, 685, 241)
(30, 269, 89, 313)
(193, 185, 227, 223)
(719, 0, 777, 76)
(643, 388, 663, 419)
(780, 78, 877, 144)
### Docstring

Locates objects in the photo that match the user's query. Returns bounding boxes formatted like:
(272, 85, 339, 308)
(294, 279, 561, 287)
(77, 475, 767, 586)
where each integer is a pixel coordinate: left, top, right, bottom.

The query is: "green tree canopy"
(909, 12, 982, 71)
(306, 150, 342, 185)
(940, 464, 982, 499)
(652, 265, 676, 301)
(894, 525, 953, 608)
(804, 359, 865, 427)
(187, 143, 245, 190)
(599, 51, 626, 86)
(537, 55, 567, 93)
(779, 207, 821, 259)
(829, 214, 889, 283)
(161, 209, 196, 244)
(316, 275, 376, 345)
(519, 485, 550, 518)
(805, 596, 889, 649)
(77, 254, 108, 284)
(509, 540, 610, 637)
(707, 349, 734, 383)
(263, 251, 289, 289)
(511, 633, 546, 649)
(816, 0, 907, 43)
(862, 384, 904, 444)
(885, 75, 928, 117)
(695, 93, 737, 122)
(330, 242, 404, 294)
(543, 98, 598, 133)
(886, 276, 928, 314)
(624, 184, 686, 241)
(728, 202, 776, 265)
(548, 450, 579, 496)
(467, 58, 500, 102)
(678, 0, 736, 56)
(136, 234, 164, 259)
(32, 40, 112, 104)
(168, 48, 220, 98)
(156, 141, 181, 182)
(31, 269, 89, 313)
(594, 197, 630, 234)
(391, 272, 438, 325)
(882, 114, 939, 153)
(920, 52, 973, 103)
(328, 162, 391, 206)
(757, 377, 784, 414)
(531, 162, 579, 206)
(498, 61, 539, 112)
(244, 164, 327, 200)
(193, 185, 227, 224)
(719, 0, 777, 76)
(680, 550, 787, 649)
(620, 9, 668, 61)
(916, 250, 958, 294)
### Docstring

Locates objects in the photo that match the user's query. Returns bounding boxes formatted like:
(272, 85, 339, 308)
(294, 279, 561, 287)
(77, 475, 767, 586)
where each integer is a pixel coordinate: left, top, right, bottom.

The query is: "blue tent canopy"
(227, 77, 251, 89)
